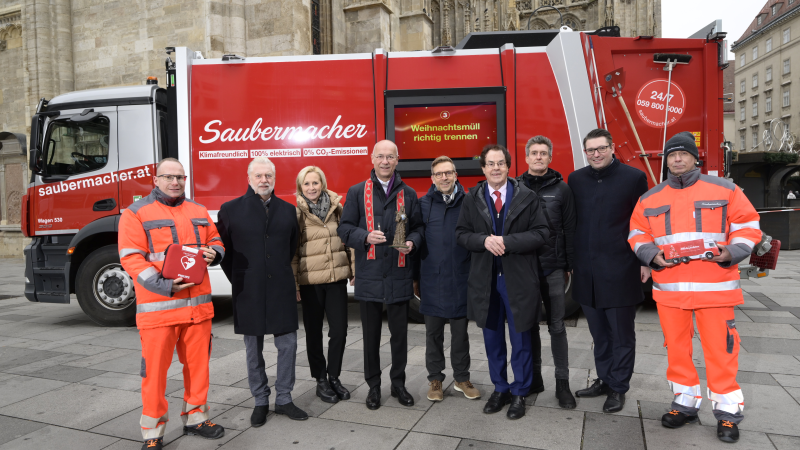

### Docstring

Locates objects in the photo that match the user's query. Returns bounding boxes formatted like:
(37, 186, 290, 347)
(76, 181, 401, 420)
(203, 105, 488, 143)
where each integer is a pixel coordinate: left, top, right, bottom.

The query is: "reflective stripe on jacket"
(628, 169, 760, 309)
(119, 188, 224, 330)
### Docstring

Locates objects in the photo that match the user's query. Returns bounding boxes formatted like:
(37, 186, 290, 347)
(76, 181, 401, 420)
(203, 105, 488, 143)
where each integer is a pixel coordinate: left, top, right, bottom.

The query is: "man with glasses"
(339, 140, 424, 410)
(456, 145, 550, 420)
(567, 129, 649, 414)
(119, 158, 225, 450)
(217, 157, 309, 427)
(418, 156, 481, 403)
(516, 135, 577, 409)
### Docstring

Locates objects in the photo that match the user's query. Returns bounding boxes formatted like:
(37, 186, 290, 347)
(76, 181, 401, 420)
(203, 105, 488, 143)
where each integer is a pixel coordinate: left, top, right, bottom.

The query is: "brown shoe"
(427, 380, 444, 401)
(454, 380, 481, 400)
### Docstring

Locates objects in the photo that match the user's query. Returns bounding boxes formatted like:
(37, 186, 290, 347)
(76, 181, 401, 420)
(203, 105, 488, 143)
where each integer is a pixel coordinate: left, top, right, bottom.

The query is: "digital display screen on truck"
(393, 103, 498, 160)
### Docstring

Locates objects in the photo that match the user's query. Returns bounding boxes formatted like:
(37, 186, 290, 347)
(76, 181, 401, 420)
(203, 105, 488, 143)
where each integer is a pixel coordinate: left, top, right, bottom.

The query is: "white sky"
(661, 0, 767, 58)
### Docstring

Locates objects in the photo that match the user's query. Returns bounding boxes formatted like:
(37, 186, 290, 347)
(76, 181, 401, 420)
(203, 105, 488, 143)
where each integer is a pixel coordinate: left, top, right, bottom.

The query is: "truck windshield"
(44, 117, 110, 176)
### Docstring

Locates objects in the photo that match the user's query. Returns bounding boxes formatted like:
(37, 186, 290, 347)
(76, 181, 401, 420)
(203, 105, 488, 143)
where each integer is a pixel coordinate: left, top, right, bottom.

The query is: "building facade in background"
(0, 0, 659, 256)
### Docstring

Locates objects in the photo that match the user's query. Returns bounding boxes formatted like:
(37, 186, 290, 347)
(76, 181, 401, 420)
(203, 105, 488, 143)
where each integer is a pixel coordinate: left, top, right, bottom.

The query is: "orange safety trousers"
(657, 303, 744, 423)
(139, 318, 212, 439)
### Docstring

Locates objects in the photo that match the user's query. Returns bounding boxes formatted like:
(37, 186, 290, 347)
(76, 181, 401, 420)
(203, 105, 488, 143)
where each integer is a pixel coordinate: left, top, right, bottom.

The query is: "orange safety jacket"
(628, 169, 760, 309)
(119, 188, 224, 330)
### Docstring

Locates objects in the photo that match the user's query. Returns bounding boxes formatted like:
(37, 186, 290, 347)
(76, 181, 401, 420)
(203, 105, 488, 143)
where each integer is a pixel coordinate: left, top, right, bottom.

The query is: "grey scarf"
(304, 191, 330, 222)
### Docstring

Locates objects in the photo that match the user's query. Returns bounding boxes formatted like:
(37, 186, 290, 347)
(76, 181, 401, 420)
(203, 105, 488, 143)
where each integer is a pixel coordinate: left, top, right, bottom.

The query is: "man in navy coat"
(338, 140, 424, 410)
(567, 129, 650, 414)
(419, 156, 481, 403)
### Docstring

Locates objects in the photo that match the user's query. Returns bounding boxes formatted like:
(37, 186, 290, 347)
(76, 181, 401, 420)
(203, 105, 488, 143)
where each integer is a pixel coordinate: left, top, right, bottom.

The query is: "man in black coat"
(567, 129, 650, 414)
(217, 157, 308, 427)
(338, 140, 423, 410)
(418, 156, 480, 403)
(517, 135, 577, 409)
(455, 145, 550, 420)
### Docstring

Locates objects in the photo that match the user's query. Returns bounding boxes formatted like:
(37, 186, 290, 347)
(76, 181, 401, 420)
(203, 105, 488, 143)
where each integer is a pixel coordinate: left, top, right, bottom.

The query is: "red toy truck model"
(21, 27, 732, 326)
(661, 239, 721, 264)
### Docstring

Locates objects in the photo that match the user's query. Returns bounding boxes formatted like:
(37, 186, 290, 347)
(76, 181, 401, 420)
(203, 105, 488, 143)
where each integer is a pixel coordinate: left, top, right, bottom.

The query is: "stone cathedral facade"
(0, 0, 658, 255)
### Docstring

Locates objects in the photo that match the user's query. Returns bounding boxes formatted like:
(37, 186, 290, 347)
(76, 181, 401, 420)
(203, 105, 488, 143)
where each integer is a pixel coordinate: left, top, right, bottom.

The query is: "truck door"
(32, 107, 119, 235)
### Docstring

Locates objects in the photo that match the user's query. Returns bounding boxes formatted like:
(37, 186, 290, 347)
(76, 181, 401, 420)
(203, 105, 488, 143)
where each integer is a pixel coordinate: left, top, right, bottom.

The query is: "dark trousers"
(299, 280, 349, 380)
(360, 300, 408, 389)
(483, 274, 533, 396)
(424, 315, 470, 383)
(581, 302, 637, 394)
(244, 332, 297, 406)
(531, 269, 570, 380)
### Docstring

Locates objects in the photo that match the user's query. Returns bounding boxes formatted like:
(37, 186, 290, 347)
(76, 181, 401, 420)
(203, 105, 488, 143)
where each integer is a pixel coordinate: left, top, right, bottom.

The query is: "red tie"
(493, 190, 502, 216)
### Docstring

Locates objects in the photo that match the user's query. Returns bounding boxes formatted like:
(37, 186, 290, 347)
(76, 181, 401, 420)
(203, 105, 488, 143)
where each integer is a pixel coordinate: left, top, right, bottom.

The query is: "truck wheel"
(705, 252, 714, 260)
(680, 257, 691, 263)
(75, 245, 136, 327)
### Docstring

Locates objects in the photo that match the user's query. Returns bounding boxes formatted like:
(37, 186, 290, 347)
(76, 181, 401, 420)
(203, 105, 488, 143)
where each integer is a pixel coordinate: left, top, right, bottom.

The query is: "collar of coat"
(468, 178, 534, 230)
(369, 169, 405, 200)
(518, 168, 562, 191)
(667, 167, 701, 189)
(425, 181, 463, 205)
(296, 189, 342, 224)
(588, 155, 621, 179)
(151, 187, 185, 207)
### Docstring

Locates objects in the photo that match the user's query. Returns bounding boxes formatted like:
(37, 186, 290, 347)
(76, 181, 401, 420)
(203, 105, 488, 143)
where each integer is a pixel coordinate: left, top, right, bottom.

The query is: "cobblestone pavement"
(1, 253, 800, 450)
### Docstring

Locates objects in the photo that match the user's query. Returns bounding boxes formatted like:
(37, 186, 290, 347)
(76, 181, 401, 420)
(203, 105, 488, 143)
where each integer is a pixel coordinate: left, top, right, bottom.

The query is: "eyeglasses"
(584, 145, 611, 155)
(432, 170, 456, 179)
(485, 161, 507, 168)
(157, 175, 187, 182)
(374, 154, 397, 162)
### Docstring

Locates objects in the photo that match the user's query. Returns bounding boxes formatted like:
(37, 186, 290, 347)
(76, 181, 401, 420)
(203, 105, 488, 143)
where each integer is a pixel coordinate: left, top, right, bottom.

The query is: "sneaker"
(427, 380, 444, 401)
(717, 420, 740, 443)
(661, 409, 698, 428)
(183, 420, 225, 439)
(141, 438, 163, 450)
(454, 380, 481, 400)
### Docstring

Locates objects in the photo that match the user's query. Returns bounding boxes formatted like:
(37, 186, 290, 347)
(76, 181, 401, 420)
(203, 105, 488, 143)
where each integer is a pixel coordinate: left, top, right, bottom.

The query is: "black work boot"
(525, 371, 545, 397)
(183, 420, 225, 439)
(316, 378, 339, 403)
(717, 420, 740, 443)
(141, 438, 163, 450)
(575, 378, 609, 398)
(329, 377, 351, 400)
(661, 409, 698, 428)
(555, 379, 577, 409)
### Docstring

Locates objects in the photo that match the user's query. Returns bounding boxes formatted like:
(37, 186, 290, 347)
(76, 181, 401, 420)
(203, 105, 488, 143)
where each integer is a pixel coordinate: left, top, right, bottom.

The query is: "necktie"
(493, 191, 502, 218)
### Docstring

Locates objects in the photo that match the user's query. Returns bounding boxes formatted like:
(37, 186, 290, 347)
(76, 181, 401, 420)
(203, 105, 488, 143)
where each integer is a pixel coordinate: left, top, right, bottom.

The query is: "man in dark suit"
(567, 129, 650, 413)
(338, 140, 423, 410)
(455, 144, 550, 420)
(217, 157, 308, 427)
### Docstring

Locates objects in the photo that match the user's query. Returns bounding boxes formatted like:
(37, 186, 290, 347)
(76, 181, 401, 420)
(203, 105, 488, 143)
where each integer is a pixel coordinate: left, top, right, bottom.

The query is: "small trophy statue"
(391, 205, 409, 249)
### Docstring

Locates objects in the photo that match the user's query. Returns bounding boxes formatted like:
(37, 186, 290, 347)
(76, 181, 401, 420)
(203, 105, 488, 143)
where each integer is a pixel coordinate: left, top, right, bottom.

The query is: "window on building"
(773, 4, 780, 15)
(753, 74, 759, 88)
(767, 38, 773, 52)
(753, 130, 759, 148)
(767, 95, 773, 112)
(785, 58, 792, 75)
(785, 28, 791, 44)
(767, 66, 773, 82)
(741, 79, 746, 93)
(759, 16, 764, 26)
(740, 105, 746, 121)
(753, 47, 759, 60)
(753, 101, 758, 117)
(784, 87, 791, 107)
(740, 131, 746, 150)
(791, 0, 795, 5)
(741, 54, 746, 67)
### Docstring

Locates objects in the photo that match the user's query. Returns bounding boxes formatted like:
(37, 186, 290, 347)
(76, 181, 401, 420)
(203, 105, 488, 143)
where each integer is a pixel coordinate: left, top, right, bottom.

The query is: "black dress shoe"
(390, 385, 415, 407)
(366, 385, 381, 410)
(602, 390, 625, 413)
(183, 420, 225, 439)
(329, 377, 351, 400)
(525, 372, 545, 397)
(274, 402, 309, 420)
(483, 391, 512, 414)
(141, 438, 162, 450)
(575, 378, 610, 398)
(506, 395, 526, 420)
(250, 405, 268, 427)
(555, 379, 577, 409)
(717, 420, 740, 443)
(661, 409, 698, 428)
(316, 378, 339, 404)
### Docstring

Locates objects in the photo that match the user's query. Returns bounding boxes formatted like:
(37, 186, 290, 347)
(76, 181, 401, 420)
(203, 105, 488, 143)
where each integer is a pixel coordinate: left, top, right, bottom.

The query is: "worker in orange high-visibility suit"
(119, 158, 226, 450)
(629, 132, 761, 444)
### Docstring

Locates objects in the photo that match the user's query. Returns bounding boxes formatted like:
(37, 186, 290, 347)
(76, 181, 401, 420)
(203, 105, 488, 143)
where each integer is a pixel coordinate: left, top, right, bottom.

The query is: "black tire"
(705, 252, 714, 260)
(75, 245, 137, 327)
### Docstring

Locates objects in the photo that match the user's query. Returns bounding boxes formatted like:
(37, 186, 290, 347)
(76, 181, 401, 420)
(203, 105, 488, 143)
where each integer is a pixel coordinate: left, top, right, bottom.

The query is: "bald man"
(338, 140, 424, 410)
